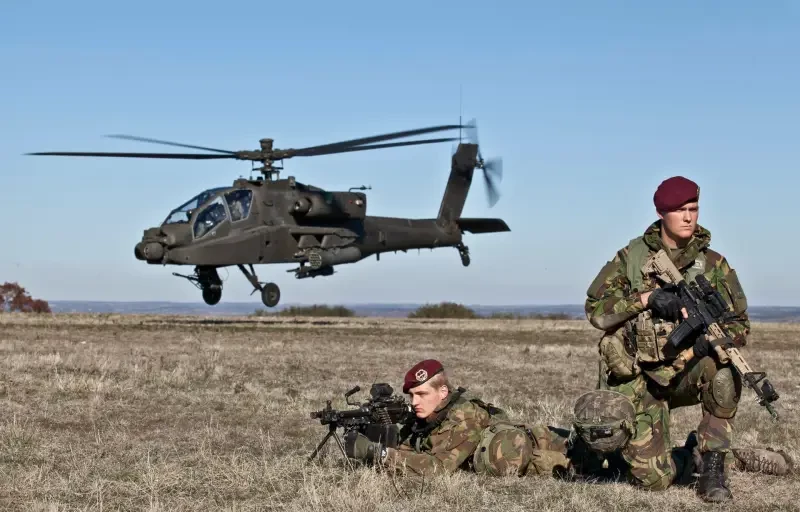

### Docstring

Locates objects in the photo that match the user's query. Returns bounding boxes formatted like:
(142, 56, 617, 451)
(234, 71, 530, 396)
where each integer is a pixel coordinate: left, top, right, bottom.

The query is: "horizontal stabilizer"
(456, 218, 510, 234)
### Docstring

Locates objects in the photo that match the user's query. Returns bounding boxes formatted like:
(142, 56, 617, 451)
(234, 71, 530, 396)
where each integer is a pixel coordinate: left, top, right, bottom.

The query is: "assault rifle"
(308, 382, 413, 463)
(643, 249, 780, 420)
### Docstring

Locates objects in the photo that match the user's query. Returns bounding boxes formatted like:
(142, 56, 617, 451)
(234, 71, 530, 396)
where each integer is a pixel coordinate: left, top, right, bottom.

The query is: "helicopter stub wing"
(288, 226, 359, 238)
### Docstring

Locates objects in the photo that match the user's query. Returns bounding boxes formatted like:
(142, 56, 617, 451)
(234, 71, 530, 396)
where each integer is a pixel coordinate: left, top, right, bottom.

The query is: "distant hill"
(46, 301, 800, 322)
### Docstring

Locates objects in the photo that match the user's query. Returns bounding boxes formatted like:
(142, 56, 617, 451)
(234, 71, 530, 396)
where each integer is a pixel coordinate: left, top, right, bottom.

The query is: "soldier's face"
(408, 381, 448, 419)
(658, 201, 698, 242)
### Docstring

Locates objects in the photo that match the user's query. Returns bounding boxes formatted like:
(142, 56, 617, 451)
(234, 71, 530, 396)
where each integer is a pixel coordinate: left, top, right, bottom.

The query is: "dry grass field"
(0, 313, 798, 511)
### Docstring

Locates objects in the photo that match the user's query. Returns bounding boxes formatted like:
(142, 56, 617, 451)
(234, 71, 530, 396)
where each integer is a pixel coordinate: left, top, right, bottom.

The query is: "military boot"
(732, 447, 794, 476)
(697, 451, 732, 503)
(671, 431, 699, 486)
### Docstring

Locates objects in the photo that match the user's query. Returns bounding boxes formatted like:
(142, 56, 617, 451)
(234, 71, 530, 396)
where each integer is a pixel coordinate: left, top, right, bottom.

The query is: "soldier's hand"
(692, 335, 713, 358)
(344, 431, 385, 464)
(647, 287, 685, 321)
(694, 335, 734, 359)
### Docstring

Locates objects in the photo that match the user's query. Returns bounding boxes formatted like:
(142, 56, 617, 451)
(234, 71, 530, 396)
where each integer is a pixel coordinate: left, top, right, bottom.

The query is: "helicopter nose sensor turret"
(135, 241, 165, 262)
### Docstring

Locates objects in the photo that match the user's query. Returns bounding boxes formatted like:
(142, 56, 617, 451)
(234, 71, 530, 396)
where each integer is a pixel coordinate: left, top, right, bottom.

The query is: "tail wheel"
(261, 283, 281, 308)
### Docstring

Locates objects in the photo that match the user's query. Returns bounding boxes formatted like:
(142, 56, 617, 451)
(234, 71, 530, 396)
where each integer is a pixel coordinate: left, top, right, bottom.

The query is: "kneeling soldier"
(584, 176, 752, 502)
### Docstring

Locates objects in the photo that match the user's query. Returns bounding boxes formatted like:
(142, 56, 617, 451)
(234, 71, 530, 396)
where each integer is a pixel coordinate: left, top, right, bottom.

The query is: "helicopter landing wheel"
(261, 282, 280, 308)
(202, 286, 222, 306)
(457, 243, 470, 267)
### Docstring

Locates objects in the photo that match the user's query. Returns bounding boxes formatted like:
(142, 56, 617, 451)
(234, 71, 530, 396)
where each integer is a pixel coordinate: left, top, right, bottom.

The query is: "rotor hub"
(259, 138, 274, 152)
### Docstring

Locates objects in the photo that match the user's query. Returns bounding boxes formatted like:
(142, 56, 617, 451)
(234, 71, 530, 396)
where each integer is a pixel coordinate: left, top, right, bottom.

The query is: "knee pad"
(702, 367, 741, 419)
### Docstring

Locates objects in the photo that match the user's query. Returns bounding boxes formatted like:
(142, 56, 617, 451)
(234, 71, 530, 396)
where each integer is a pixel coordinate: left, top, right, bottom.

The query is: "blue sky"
(2, 1, 799, 306)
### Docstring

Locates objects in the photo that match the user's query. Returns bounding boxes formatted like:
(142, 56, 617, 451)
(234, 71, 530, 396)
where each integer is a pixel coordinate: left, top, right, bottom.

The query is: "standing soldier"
(584, 176, 750, 503)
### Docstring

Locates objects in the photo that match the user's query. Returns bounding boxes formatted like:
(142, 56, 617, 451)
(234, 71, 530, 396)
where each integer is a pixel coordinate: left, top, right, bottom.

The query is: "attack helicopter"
(27, 122, 509, 307)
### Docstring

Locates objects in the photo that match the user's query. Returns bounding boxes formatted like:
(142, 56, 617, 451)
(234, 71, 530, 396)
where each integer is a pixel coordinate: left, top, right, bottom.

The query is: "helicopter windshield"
(163, 187, 229, 225)
(193, 196, 228, 239)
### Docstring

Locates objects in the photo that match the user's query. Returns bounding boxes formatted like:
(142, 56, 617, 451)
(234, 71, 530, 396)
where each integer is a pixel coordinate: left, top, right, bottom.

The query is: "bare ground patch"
(0, 314, 797, 511)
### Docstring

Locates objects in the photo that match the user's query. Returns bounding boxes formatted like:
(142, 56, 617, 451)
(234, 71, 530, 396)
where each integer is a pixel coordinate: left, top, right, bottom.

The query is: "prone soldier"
(584, 175, 752, 502)
(343, 359, 571, 476)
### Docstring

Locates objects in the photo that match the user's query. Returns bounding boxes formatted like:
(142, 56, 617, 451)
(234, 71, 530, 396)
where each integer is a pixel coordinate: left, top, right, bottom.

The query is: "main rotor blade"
(293, 137, 458, 157)
(293, 124, 465, 155)
(106, 134, 237, 155)
(26, 151, 235, 159)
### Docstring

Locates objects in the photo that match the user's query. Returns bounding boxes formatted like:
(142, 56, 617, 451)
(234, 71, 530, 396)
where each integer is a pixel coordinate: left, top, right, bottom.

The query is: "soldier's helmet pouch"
(598, 331, 640, 380)
(472, 422, 533, 477)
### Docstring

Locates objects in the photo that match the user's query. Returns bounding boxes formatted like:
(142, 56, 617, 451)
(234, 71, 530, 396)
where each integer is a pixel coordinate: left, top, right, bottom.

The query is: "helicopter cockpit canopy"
(163, 186, 255, 239)
(192, 188, 254, 238)
(193, 195, 228, 239)
(162, 187, 229, 225)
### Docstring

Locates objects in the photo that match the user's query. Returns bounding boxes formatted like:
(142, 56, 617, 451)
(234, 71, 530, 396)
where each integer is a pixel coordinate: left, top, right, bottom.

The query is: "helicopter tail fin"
(436, 143, 478, 227)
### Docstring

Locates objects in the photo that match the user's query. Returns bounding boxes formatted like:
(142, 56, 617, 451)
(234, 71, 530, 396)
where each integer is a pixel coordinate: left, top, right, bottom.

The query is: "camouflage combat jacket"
(382, 387, 500, 476)
(584, 221, 750, 384)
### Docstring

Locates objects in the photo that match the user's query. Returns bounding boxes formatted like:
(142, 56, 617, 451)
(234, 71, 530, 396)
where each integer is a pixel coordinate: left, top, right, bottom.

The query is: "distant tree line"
(407, 302, 575, 320)
(251, 304, 356, 317)
(0, 282, 51, 313)
(251, 301, 576, 320)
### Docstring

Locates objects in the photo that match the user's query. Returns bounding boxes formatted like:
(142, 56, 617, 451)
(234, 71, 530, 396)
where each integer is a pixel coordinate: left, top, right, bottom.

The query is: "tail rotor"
(464, 119, 503, 208)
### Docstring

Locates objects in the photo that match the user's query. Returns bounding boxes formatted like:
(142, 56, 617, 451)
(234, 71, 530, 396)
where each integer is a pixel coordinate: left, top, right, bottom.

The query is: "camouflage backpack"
(572, 390, 636, 453)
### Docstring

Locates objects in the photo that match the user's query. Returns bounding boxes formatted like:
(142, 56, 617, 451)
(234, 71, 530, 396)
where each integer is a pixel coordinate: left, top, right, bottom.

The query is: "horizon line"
(45, 300, 800, 309)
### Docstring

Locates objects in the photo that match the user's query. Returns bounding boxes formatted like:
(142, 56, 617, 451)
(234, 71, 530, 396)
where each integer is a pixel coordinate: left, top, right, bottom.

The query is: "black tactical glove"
(648, 286, 683, 321)
(692, 335, 713, 359)
(344, 431, 385, 464)
(694, 335, 734, 359)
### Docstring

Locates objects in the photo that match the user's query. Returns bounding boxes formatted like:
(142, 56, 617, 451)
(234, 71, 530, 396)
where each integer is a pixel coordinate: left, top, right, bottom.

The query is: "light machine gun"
(643, 249, 780, 420)
(308, 383, 413, 463)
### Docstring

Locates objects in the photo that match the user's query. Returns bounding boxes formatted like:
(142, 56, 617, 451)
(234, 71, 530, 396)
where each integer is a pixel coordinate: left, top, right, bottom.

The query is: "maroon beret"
(653, 176, 699, 212)
(403, 359, 444, 393)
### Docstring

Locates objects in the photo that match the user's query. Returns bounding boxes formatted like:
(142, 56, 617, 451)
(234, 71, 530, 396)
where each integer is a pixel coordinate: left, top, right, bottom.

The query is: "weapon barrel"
(338, 408, 371, 419)
(309, 407, 371, 421)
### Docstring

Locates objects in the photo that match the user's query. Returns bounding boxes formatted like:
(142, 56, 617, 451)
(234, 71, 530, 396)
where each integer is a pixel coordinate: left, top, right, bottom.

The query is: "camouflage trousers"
(600, 356, 740, 491)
